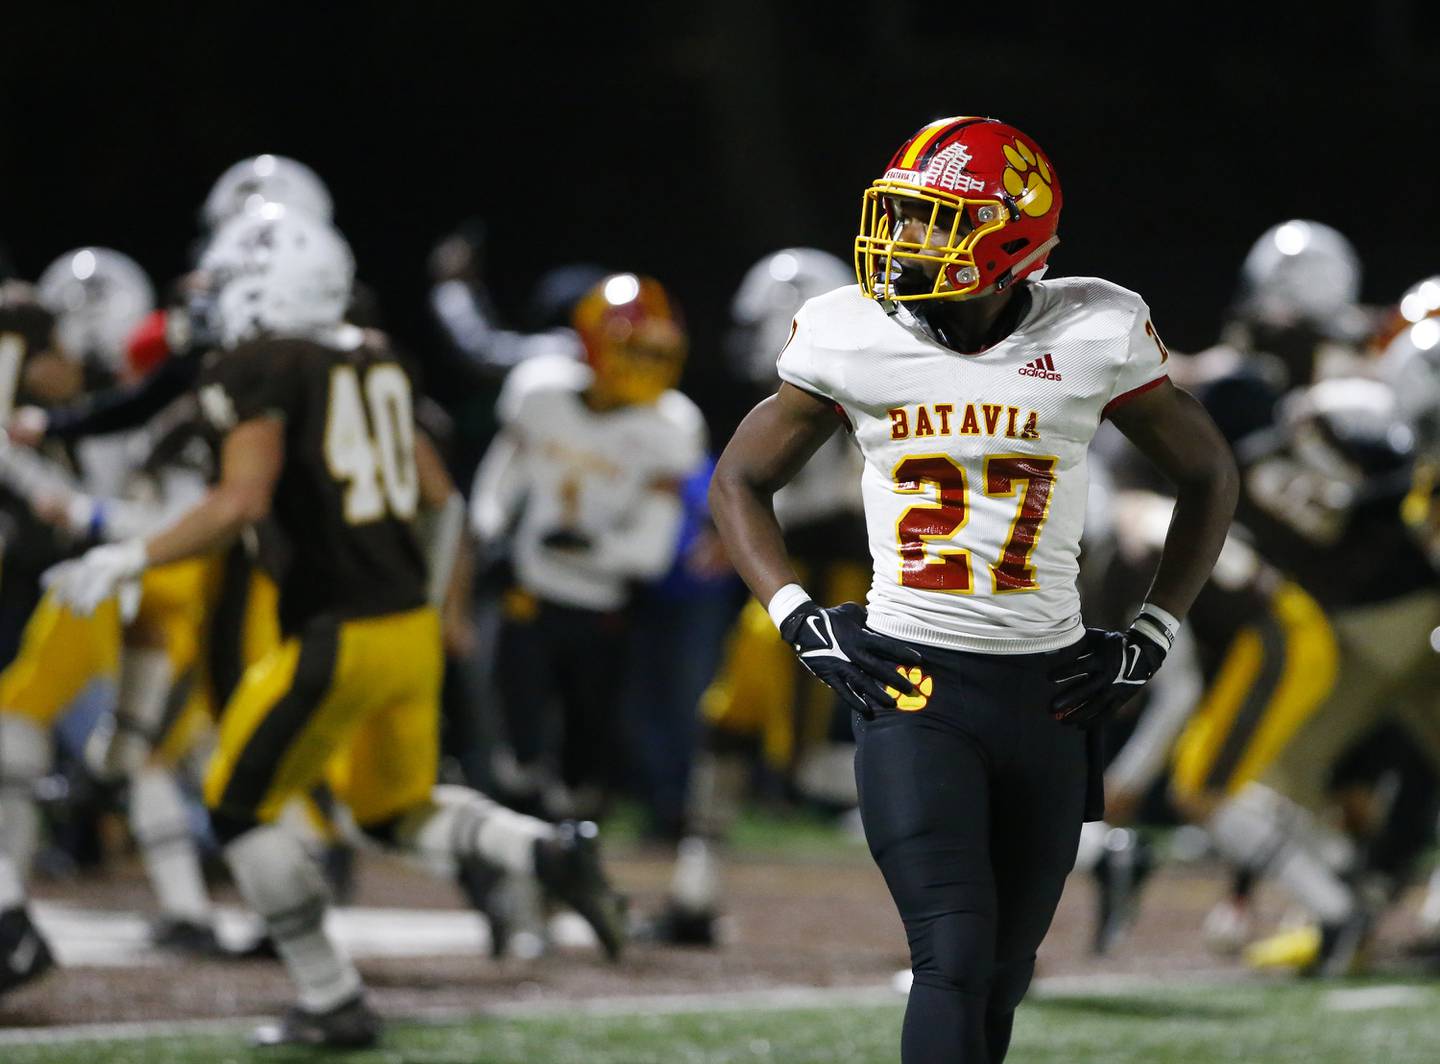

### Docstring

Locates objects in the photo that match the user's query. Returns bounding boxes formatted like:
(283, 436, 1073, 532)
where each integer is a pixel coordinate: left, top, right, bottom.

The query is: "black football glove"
(779, 601, 922, 719)
(1049, 625, 1168, 727)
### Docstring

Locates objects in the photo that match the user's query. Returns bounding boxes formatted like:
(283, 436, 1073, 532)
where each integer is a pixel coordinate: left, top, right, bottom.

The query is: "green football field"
(6, 976, 1440, 1064)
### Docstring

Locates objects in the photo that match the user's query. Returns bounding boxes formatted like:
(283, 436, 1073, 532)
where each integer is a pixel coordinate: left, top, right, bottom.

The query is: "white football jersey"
(500, 354, 707, 611)
(778, 278, 1169, 654)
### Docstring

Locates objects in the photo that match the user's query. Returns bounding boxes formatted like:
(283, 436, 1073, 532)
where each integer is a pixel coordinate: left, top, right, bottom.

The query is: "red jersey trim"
(1102, 374, 1167, 420)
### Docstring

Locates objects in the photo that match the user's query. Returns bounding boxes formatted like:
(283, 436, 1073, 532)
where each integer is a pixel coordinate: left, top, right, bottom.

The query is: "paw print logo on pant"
(1001, 140, 1054, 217)
(885, 666, 934, 712)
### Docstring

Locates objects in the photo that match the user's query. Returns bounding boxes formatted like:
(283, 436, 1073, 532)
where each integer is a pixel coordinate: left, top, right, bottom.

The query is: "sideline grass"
(7, 978, 1440, 1063)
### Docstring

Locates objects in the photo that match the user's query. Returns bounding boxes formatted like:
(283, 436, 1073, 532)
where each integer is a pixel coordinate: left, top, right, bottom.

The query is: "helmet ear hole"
(1001, 238, 1030, 255)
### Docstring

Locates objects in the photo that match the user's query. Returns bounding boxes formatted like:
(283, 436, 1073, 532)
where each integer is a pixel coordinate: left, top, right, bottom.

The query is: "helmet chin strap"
(961, 235, 1061, 299)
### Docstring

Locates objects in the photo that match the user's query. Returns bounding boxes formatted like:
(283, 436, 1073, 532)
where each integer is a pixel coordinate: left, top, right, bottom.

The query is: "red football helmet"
(855, 116, 1063, 302)
(572, 273, 687, 405)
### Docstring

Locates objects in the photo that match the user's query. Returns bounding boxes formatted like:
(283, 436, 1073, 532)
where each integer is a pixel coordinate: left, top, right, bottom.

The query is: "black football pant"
(853, 638, 1089, 1064)
(495, 599, 628, 815)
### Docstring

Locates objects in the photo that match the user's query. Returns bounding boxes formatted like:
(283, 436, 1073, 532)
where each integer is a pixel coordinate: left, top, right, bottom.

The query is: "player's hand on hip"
(1049, 625, 1167, 727)
(779, 601, 922, 719)
(42, 539, 147, 617)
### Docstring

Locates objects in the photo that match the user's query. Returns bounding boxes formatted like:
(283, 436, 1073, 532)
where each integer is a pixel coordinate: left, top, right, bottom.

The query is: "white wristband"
(766, 583, 814, 631)
(1132, 602, 1180, 651)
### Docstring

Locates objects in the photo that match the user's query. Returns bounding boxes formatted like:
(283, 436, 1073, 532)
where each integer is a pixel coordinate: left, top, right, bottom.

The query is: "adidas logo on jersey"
(1019, 354, 1062, 381)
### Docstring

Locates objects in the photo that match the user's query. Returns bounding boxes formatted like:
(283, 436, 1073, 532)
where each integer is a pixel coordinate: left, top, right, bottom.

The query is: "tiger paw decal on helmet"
(885, 666, 934, 711)
(1002, 140, 1054, 218)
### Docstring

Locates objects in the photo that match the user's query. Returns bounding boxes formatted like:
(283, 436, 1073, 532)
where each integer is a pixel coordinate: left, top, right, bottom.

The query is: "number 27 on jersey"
(894, 453, 1057, 594)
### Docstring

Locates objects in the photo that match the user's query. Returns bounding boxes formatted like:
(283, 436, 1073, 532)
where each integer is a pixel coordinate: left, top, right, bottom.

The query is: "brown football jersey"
(199, 329, 426, 634)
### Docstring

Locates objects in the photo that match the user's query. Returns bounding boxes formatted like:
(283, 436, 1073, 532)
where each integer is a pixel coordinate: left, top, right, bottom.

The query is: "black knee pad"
(989, 955, 1036, 1014)
(209, 809, 260, 846)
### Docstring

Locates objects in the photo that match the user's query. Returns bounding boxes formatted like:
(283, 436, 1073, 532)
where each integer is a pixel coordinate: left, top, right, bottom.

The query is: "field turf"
(7, 976, 1440, 1063)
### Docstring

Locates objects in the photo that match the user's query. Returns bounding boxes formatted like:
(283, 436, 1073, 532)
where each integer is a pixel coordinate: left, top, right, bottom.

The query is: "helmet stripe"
(898, 115, 981, 170)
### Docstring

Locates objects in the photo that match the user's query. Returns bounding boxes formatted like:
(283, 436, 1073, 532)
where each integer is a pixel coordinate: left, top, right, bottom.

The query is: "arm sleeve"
(45, 356, 200, 441)
(495, 362, 533, 428)
(430, 280, 576, 372)
(0, 444, 78, 502)
(1102, 301, 1171, 419)
(415, 490, 466, 605)
(469, 429, 525, 544)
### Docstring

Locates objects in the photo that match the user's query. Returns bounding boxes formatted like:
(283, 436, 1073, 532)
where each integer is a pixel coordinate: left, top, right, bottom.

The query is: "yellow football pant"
(154, 560, 282, 769)
(0, 558, 210, 728)
(204, 606, 442, 828)
(1172, 582, 1338, 803)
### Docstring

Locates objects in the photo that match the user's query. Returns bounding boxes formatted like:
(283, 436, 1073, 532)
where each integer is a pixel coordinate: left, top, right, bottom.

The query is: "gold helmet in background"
(573, 273, 686, 406)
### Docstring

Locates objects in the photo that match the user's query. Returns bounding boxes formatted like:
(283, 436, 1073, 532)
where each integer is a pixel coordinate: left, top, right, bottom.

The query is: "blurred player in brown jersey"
(49, 204, 625, 1048)
(1224, 377, 1440, 972)
(0, 251, 158, 992)
(0, 280, 72, 997)
(1376, 288, 1440, 948)
(1176, 220, 1374, 447)
(1073, 488, 1341, 958)
(0, 251, 184, 898)
(0, 163, 374, 953)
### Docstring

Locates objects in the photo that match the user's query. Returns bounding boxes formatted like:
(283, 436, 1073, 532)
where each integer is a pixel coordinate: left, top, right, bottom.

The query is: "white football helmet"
(200, 202, 354, 346)
(201, 154, 333, 231)
(1380, 312, 1440, 457)
(1395, 275, 1440, 329)
(729, 248, 853, 384)
(1236, 220, 1361, 331)
(35, 248, 155, 372)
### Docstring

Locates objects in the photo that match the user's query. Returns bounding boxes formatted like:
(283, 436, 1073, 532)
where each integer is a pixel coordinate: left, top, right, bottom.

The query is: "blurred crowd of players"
(0, 154, 1438, 996)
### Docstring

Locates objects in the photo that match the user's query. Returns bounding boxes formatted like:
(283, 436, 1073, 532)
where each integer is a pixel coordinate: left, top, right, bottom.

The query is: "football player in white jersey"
(709, 116, 1239, 1063)
(471, 273, 706, 824)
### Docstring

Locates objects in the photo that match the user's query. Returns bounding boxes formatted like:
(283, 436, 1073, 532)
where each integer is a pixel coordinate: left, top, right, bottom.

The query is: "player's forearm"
(145, 419, 281, 568)
(45, 356, 196, 441)
(1112, 383, 1240, 621)
(143, 485, 264, 567)
(1143, 455, 1239, 619)
(708, 389, 838, 608)
(707, 468, 801, 606)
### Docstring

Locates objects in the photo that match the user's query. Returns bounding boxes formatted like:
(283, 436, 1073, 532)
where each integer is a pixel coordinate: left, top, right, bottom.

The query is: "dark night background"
(4, 2, 1438, 436)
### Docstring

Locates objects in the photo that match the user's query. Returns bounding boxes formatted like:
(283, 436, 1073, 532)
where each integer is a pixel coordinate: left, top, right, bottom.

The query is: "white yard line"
(28, 901, 597, 967)
(1323, 985, 1434, 1012)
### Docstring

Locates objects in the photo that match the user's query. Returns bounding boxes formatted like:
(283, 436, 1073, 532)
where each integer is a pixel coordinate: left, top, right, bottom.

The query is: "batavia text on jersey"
(887, 402, 1041, 442)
